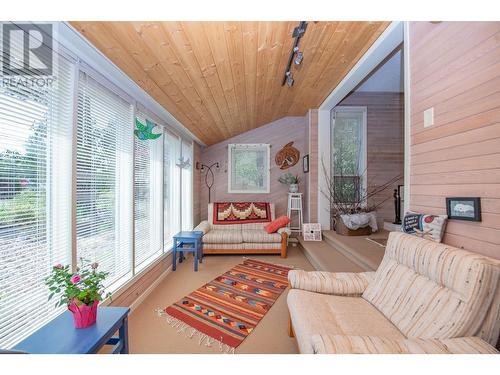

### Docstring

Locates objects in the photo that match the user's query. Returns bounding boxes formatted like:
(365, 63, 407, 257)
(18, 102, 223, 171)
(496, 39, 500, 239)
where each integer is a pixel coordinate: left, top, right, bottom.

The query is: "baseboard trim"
(129, 265, 172, 314)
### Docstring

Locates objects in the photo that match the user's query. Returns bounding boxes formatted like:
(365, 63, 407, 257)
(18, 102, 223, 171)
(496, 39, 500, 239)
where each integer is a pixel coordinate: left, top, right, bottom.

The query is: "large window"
(0, 29, 73, 347)
(227, 144, 270, 193)
(76, 71, 133, 286)
(134, 112, 163, 270)
(0, 22, 194, 348)
(181, 140, 193, 231)
(331, 106, 367, 204)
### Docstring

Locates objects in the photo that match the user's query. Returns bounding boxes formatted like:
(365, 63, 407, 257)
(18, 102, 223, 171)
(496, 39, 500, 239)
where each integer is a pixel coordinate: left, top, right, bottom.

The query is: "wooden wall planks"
(337, 91, 405, 226)
(198, 116, 308, 220)
(70, 21, 389, 146)
(409, 21, 500, 259)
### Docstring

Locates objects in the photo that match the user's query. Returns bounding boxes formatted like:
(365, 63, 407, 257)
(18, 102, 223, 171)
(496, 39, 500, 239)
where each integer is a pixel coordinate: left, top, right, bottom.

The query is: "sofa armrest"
(311, 334, 499, 354)
(277, 227, 291, 236)
(288, 270, 375, 296)
(193, 220, 211, 234)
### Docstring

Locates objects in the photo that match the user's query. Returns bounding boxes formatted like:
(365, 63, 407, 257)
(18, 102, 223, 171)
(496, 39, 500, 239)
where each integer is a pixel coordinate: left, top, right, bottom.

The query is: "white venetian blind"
(164, 131, 181, 245)
(76, 70, 133, 287)
(134, 111, 163, 270)
(181, 139, 193, 231)
(0, 23, 73, 348)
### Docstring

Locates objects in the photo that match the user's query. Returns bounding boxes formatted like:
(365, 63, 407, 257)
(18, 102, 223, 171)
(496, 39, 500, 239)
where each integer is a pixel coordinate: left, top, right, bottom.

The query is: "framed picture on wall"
(446, 197, 481, 221)
(303, 154, 309, 173)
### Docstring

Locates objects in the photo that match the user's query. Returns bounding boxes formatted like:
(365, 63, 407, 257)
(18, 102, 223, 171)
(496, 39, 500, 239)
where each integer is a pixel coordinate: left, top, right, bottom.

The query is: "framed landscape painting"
(446, 197, 481, 221)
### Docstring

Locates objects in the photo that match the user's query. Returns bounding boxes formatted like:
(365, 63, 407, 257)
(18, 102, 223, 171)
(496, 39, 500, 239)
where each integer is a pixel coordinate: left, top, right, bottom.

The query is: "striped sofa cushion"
(362, 232, 500, 345)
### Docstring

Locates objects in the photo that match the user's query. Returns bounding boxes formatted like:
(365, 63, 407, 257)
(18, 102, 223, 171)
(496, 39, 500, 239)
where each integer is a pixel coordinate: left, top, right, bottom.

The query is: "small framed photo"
(446, 197, 481, 221)
(303, 223, 322, 241)
(302, 155, 309, 173)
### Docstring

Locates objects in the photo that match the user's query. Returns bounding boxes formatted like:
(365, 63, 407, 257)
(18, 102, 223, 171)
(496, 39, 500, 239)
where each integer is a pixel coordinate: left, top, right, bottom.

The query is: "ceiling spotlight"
(294, 51, 303, 65)
(286, 71, 294, 87)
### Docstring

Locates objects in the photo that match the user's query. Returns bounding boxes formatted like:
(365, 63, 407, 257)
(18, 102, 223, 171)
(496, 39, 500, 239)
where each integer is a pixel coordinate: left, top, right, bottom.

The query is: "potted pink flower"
(45, 259, 111, 329)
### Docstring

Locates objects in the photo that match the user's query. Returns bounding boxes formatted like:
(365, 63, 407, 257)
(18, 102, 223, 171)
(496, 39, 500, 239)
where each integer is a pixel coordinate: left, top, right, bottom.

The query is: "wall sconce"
(196, 162, 220, 203)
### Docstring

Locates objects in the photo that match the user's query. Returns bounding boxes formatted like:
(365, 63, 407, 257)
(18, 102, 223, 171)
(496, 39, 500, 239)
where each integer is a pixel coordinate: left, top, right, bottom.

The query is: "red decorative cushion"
(264, 216, 290, 234)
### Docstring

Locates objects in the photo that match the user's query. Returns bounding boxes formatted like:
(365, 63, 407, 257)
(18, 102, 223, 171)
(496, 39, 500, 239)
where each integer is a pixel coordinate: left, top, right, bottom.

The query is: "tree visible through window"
(331, 107, 366, 204)
(228, 144, 270, 193)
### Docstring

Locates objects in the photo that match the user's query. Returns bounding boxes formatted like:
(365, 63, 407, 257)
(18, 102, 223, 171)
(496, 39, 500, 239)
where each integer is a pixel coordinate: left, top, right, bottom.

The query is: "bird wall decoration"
(134, 118, 162, 140)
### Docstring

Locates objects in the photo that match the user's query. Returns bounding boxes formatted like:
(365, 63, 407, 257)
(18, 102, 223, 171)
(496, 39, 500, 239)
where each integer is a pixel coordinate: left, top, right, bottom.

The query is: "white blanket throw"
(340, 212, 378, 232)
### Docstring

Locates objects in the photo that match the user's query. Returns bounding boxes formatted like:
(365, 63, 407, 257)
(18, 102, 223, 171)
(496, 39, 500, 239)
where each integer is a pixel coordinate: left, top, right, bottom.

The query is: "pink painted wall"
(198, 116, 308, 221)
(409, 21, 500, 259)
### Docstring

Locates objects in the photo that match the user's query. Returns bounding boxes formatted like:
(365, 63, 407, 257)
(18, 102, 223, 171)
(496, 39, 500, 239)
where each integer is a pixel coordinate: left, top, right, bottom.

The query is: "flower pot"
(68, 299, 99, 329)
(289, 184, 299, 193)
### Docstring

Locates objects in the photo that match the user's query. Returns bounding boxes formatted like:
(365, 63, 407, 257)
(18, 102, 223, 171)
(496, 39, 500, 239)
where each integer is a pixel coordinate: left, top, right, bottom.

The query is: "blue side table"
(12, 307, 130, 354)
(172, 231, 204, 272)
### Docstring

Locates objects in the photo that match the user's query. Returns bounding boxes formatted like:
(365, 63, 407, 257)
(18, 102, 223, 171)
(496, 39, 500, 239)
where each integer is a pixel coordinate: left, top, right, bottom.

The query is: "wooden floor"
(298, 230, 388, 272)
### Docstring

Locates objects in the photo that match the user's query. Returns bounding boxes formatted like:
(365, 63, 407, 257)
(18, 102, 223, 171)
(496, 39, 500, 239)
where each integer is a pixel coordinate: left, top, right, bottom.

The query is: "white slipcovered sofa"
(287, 232, 500, 354)
(194, 202, 290, 258)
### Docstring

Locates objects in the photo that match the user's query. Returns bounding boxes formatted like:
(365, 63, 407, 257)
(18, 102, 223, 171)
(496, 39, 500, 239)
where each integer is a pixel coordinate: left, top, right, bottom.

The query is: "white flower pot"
(289, 184, 298, 193)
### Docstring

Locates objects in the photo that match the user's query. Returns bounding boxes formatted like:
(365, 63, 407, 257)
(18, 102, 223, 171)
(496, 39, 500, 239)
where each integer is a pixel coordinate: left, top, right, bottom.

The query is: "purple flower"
(91, 262, 99, 269)
(70, 274, 81, 284)
(53, 264, 63, 269)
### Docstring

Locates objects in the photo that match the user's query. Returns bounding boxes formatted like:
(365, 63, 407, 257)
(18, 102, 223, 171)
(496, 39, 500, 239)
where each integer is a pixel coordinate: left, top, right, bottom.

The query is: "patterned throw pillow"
(402, 212, 447, 243)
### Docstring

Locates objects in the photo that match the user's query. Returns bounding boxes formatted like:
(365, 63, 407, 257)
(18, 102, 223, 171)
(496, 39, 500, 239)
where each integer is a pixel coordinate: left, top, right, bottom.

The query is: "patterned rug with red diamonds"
(158, 258, 292, 352)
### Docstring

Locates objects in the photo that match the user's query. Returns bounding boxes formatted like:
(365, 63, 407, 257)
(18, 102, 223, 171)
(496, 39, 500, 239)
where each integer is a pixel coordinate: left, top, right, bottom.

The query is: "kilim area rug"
(157, 258, 293, 353)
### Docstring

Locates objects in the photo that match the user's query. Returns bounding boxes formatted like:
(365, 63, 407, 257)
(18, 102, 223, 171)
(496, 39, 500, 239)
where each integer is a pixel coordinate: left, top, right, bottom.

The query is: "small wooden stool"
(172, 231, 204, 272)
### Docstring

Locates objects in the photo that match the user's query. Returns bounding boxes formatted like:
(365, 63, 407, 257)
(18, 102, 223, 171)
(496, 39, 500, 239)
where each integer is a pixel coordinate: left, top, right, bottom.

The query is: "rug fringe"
(242, 256, 297, 269)
(156, 308, 236, 354)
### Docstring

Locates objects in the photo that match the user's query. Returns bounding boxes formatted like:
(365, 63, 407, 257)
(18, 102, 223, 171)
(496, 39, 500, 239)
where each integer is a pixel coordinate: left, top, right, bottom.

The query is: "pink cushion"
(264, 216, 290, 234)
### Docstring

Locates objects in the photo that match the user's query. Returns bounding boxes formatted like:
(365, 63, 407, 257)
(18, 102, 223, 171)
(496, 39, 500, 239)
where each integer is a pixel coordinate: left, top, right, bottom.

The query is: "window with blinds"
(0, 25, 73, 348)
(164, 131, 181, 245)
(134, 112, 163, 270)
(181, 140, 193, 231)
(76, 71, 133, 287)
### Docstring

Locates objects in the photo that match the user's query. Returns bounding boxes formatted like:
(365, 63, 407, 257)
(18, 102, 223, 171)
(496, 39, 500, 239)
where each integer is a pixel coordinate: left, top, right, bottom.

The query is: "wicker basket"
(334, 215, 372, 236)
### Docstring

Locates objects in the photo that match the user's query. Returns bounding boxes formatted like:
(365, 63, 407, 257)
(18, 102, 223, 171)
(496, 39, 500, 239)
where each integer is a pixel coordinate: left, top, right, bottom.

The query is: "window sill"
(101, 247, 172, 306)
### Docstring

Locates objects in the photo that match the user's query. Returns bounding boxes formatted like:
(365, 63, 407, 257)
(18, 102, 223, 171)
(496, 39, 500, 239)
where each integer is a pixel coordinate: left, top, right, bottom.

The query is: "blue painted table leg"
(198, 237, 203, 263)
(119, 317, 129, 354)
(172, 239, 177, 271)
(194, 239, 198, 272)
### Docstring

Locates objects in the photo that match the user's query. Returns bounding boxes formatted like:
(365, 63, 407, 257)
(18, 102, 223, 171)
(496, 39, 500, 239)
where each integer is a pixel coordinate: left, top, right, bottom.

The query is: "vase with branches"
(321, 152, 402, 234)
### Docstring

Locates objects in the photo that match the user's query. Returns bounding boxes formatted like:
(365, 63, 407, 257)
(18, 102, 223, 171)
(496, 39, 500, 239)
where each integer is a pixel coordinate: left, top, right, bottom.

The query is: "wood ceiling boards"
(70, 21, 390, 145)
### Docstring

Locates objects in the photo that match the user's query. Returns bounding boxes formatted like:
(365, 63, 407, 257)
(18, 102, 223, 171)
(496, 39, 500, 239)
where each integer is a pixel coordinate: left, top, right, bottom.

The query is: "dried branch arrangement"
(320, 156, 402, 218)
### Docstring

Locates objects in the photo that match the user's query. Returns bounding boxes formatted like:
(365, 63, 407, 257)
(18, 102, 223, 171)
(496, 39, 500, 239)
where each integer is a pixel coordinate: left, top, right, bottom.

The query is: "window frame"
(0, 24, 196, 348)
(227, 143, 271, 194)
(330, 106, 368, 205)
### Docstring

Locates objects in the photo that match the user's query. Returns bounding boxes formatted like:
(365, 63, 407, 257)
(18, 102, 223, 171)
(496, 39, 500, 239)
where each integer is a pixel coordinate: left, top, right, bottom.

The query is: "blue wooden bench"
(12, 307, 130, 354)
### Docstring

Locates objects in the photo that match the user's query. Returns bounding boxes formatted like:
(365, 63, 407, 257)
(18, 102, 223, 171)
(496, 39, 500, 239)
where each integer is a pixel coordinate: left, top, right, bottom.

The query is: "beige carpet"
(127, 245, 314, 354)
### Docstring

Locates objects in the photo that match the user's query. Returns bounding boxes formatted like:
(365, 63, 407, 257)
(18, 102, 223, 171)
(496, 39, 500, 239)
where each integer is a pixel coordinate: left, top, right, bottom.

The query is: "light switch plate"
(424, 107, 434, 128)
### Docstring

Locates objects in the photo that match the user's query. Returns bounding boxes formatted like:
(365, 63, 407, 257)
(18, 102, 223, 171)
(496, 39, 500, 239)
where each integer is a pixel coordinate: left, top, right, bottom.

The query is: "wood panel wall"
(338, 91, 405, 225)
(199, 116, 308, 221)
(409, 21, 500, 259)
(307, 110, 319, 223)
(193, 142, 202, 227)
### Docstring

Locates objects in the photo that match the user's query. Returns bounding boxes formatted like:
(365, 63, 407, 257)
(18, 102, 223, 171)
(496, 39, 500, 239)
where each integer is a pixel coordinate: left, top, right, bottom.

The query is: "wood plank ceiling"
(70, 21, 390, 145)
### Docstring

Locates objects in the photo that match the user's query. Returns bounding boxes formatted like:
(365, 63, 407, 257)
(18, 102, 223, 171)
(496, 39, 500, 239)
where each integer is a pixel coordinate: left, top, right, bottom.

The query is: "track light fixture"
(294, 51, 303, 65)
(282, 21, 308, 86)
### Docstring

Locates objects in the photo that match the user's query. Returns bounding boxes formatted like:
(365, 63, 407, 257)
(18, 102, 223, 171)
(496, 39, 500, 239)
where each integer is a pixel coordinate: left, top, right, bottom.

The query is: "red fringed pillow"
(264, 216, 290, 234)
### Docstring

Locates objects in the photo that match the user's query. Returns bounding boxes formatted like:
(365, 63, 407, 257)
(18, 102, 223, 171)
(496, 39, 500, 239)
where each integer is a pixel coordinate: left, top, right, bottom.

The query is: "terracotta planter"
(68, 299, 99, 328)
(335, 215, 372, 236)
